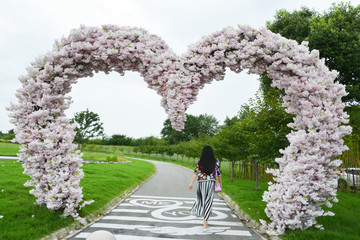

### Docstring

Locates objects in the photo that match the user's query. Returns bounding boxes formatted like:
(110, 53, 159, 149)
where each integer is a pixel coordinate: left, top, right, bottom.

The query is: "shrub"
(105, 155, 118, 162)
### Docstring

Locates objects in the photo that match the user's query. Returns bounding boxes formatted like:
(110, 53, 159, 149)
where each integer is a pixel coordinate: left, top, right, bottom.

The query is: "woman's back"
(194, 160, 221, 181)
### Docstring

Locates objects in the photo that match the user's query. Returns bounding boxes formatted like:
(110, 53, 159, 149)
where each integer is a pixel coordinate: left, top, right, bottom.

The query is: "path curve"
(68, 159, 266, 240)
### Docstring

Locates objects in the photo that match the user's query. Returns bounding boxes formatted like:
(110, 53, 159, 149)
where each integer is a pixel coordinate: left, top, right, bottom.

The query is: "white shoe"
(203, 226, 209, 232)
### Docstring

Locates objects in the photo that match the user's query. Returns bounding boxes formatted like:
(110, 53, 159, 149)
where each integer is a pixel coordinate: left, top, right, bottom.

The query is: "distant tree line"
(81, 113, 219, 146)
(0, 129, 15, 141)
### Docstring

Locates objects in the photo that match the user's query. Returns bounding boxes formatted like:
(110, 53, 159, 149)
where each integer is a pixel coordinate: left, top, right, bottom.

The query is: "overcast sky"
(1, 0, 359, 138)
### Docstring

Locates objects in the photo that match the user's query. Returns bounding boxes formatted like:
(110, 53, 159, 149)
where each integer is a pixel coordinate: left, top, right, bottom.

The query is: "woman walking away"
(189, 145, 222, 232)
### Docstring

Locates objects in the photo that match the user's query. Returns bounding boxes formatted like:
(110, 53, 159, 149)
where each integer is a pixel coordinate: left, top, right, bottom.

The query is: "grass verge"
(0, 142, 19, 156)
(0, 142, 128, 162)
(82, 151, 127, 162)
(0, 158, 155, 240)
(281, 190, 360, 240)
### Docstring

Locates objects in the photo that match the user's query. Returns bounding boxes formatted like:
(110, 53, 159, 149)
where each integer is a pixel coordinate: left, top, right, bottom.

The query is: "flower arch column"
(8, 25, 182, 221)
(174, 25, 352, 235)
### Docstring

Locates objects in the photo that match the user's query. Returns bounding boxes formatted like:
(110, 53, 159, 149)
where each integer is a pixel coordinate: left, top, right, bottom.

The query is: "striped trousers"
(190, 180, 215, 221)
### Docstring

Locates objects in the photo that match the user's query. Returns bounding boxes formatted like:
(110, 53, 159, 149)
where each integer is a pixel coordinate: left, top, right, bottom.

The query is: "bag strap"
(214, 165, 218, 180)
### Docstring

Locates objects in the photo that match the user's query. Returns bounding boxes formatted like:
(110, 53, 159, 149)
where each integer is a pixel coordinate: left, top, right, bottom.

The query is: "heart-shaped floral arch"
(8, 24, 351, 234)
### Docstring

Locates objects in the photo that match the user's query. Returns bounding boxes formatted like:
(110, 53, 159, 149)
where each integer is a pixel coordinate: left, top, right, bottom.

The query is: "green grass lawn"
(281, 191, 360, 240)
(0, 158, 155, 240)
(82, 151, 128, 162)
(0, 142, 129, 162)
(221, 177, 269, 221)
(0, 142, 19, 156)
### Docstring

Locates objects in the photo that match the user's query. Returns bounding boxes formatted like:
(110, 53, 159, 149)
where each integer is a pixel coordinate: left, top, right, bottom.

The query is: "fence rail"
(338, 140, 360, 193)
(219, 161, 274, 183)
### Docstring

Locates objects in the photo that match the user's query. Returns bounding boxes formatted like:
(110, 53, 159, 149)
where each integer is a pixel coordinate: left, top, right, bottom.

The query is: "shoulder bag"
(214, 169, 222, 193)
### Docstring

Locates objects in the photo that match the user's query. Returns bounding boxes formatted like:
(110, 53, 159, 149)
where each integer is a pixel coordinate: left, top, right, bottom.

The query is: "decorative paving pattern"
(69, 195, 262, 240)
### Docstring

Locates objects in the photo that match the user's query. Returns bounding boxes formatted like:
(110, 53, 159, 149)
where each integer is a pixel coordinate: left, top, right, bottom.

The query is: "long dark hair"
(198, 145, 216, 175)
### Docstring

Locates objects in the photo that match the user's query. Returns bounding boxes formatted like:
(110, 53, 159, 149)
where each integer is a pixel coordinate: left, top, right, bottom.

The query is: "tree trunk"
(80, 143, 84, 153)
(253, 160, 259, 189)
(231, 161, 235, 182)
(238, 161, 241, 179)
(243, 160, 246, 180)
(228, 162, 230, 178)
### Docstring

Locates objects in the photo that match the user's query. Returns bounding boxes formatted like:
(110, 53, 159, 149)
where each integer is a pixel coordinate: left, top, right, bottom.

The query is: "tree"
(161, 114, 219, 144)
(136, 136, 164, 157)
(215, 105, 252, 181)
(164, 145, 176, 160)
(184, 139, 202, 165)
(213, 123, 249, 182)
(141, 136, 163, 146)
(266, 7, 317, 44)
(139, 144, 154, 157)
(173, 142, 187, 162)
(244, 90, 293, 188)
(106, 134, 133, 146)
(154, 144, 167, 160)
(197, 114, 219, 136)
(216, 89, 293, 186)
(344, 104, 360, 147)
(266, 2, 360, 104)
(70, 109, 104, 152)
(249, 90, 293, 163)
(0, 129, 15, 141)
(309, 3, 360, 104)
(346, 105, 360, 136)
(161, 118, 188, 144)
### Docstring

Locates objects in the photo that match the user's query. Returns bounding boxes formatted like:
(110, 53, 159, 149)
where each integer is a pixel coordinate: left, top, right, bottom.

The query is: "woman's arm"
(189, 173, 197, 190)
(218, 176, 222, 187)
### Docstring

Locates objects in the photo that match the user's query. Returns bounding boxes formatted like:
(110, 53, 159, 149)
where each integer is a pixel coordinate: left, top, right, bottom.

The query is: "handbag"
(214, 181, 222, 193)
(214, 169, 222, 193)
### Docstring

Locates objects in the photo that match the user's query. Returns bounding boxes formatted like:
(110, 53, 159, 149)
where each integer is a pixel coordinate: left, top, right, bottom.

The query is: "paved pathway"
(68, 160, 264, 240)
(0, 156, 18, 160)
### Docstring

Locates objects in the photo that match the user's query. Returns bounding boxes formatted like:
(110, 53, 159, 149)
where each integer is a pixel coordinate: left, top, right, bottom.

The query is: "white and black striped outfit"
(190, 160, 221, 221)
(190, 180, 215, 221)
